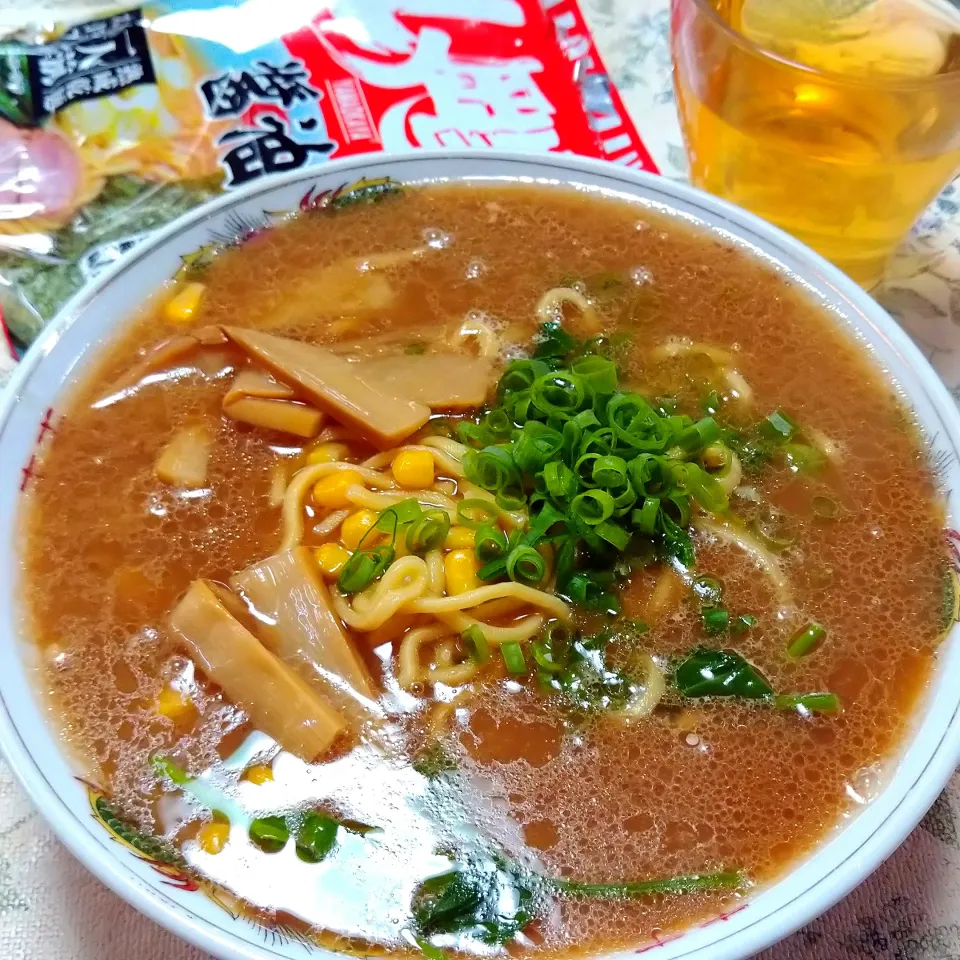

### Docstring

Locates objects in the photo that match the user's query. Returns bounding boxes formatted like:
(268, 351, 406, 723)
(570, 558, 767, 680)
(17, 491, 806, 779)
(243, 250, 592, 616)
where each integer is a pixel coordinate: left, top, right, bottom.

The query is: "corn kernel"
(445, 526, 476, 549)
(341, 510, 379, 551)
(312, 469, 363, 508)
(444, 549, 480, 595)
(157, 686, 192, 720)
(198, 821, 230, 855)
(244, 764, 274, 785)
(314, 542, 350, 578)
(306, 442, 351, 465)
(392, 450, 434, 489)
(163, 282, 205, 324)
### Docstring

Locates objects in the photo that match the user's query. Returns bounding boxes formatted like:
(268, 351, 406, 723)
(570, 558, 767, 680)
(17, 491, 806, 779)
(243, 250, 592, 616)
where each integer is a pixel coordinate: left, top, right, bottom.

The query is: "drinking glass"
(670, 0, 960, 287)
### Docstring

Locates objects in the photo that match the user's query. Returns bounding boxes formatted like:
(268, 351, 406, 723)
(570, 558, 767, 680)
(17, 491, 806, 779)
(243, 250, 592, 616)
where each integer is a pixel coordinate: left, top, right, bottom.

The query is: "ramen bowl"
(0, 152, 959, 960)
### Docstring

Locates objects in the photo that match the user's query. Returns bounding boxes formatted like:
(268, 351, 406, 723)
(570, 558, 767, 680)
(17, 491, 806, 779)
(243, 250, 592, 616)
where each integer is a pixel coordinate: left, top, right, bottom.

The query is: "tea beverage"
(672, 0, 960, 286)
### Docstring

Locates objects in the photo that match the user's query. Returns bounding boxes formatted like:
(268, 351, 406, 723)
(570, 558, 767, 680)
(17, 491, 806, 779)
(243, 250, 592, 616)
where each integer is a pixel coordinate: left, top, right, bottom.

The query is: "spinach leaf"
(659, 513, 695, 568)
(412, 851, 745, 951)
(545, 631, 633, 714)
(674, 648, 774, 700)
(532, 321, 578, 361)
(412, 857, 534, 945)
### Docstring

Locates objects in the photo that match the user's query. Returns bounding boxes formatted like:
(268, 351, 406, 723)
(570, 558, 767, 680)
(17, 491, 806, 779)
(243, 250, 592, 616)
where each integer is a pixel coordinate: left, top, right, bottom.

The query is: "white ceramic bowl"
(1, 152, 959, 960)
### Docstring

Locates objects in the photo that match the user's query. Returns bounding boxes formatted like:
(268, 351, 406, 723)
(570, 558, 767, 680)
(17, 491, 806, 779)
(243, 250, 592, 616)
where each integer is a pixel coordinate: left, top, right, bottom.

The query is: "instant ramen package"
(0, 0, 655, 362)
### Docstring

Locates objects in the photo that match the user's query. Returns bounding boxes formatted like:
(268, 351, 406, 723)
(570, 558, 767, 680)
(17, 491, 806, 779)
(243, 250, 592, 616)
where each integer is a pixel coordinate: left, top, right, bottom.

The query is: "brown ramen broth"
(21, 183, 947, 956)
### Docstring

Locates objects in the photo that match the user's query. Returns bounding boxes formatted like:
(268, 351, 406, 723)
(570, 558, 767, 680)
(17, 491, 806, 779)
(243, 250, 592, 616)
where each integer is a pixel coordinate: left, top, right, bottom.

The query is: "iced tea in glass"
(671, 0, 960, 286)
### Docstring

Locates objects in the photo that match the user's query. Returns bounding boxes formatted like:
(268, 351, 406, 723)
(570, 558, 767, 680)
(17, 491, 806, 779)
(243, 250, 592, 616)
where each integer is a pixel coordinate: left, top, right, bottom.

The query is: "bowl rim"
(1, 148, 959, 960)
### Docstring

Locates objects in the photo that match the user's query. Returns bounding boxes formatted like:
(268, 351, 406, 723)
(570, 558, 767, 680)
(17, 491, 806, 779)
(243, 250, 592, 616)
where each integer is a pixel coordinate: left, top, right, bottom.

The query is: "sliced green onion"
(477, 557, 507, 582)
(571, 490, 615, 526)
(761, 409, 797, 442)
(462, 625, 490, 664)
(783, 443, 825, 475)
(607, 394, 667, 450)
(484, 408, 513, 438)
(531, 371, 588, 418)
(702, 390, 722, 415)
(627, 453, 665, 495)
(376, 498, 422, 534)
(463, 446, 519, 493)
(731, 613, 757, 633)
(750, 516, 796, 553)
(579, 426, 616, 458)
(406, 509, 450, 553)
(474, 524, 508, 564)
(337, 545, 394, 594)
(571, 356, 618, 395)
(701, 443, 732, 474)
(678, 416, 720, 453)
(774, 692, 840, 714)
(523, 502, 566, 547)
(456, 421, 493, 449)
(811, 495, 842, 520)
(532, 623, 572, 673)
(675, 462, 727, 513)
(513, 421, 564, 472)
(496, 489, 526, 511)
(692, 575, 724, 608)
(506, 545, 546, 586)
(501, 641, 527, 675)
(596, 521, 630, 550)
(786, 622, 826, 659)
(632, 496, 660, 534)
(663, 493, 692, 527)
(457, 499, 500, 528)
(498, 358, 551, 396)
(295, 813, 338, 863)
(574, 453, 603, 488)
(702, 608, 729, 636)
(592, 454, 628, 488)
(249, 816, 290, 854)
(543, 460, 578, 500)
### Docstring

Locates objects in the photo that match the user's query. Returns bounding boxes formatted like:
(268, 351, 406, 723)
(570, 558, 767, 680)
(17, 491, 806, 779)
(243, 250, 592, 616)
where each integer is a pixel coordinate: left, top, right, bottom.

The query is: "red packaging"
(0, 0, 655, 355)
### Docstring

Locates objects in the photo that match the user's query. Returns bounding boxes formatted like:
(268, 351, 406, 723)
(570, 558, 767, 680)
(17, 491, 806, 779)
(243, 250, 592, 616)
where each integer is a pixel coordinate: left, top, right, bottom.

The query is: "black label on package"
(0, 9, 156, 125)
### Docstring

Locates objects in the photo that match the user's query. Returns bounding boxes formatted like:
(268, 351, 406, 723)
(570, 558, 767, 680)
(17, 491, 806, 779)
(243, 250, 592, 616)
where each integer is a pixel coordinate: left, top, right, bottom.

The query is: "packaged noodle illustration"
(0, 0, 655, 349)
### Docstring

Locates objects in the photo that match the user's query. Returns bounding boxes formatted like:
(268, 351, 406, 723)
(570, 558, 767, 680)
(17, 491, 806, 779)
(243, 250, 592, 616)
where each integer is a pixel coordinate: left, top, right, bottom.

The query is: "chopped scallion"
(249, 816, 290, 854)
(456, 498, 499, 528)
(571, 490, 615, 526)
(761, 410, 797, 442)
(702, 608, 729, 636)
(786, 622, 826, 659)
(501, 641, 527, 675)
(506, 545, 546, 586)
(406, 509, 450, 553)
(337, 545, 394, 594)
(692, 575, 724, 608)
(463, 625, 490, 664)
(295, 813, 338, 863)
(774, 692, 840, 714)
(474, 524, 508, 564)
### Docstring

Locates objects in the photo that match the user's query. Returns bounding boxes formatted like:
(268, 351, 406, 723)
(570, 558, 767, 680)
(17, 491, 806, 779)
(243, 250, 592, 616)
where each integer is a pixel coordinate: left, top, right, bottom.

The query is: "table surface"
(3, 1, 960, 958)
